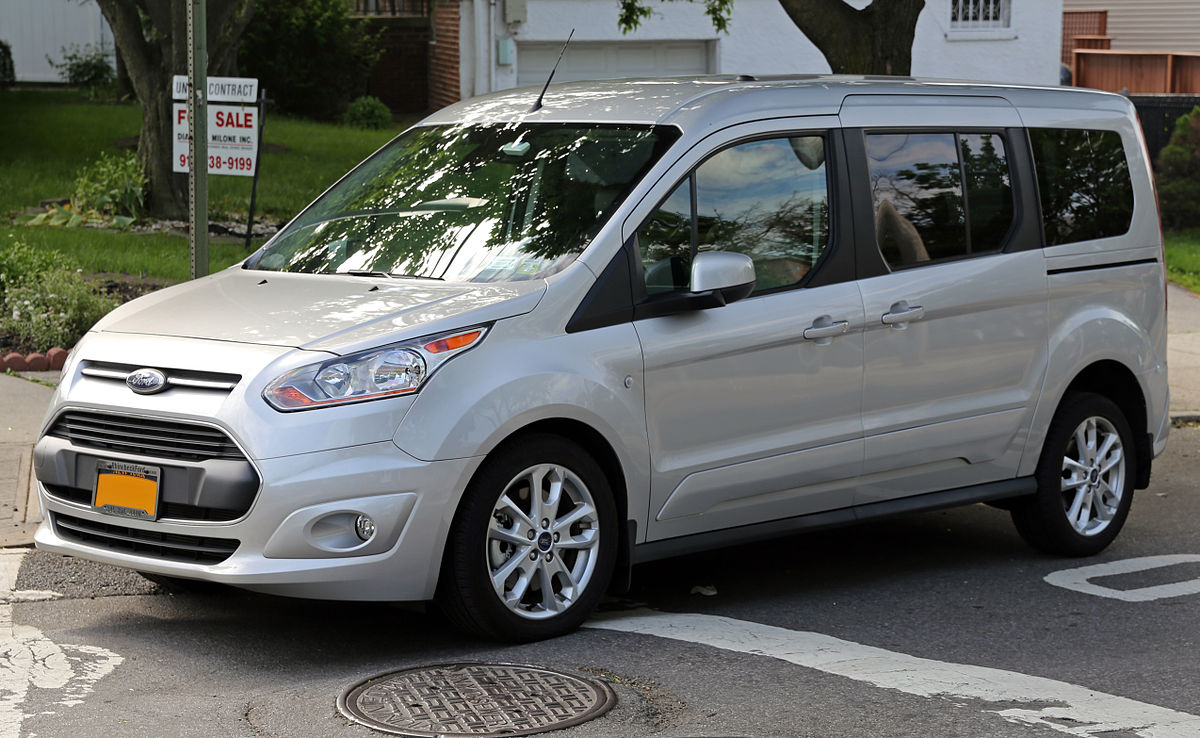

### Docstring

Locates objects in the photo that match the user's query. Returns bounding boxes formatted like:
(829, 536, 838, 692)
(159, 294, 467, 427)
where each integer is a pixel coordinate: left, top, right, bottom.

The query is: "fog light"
(354, 514, 376, 542)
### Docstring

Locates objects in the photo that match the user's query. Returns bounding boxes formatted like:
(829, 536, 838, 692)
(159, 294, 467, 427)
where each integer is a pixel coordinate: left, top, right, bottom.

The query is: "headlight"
(263, 326, 487, 411)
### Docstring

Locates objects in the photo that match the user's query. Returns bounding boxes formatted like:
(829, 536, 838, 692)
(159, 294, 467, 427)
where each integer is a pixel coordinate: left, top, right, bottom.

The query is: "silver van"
(32, 76, 1169, 641)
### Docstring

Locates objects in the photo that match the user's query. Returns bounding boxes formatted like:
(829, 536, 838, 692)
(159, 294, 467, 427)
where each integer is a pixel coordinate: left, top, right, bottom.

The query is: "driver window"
(638, 135, 830, 295)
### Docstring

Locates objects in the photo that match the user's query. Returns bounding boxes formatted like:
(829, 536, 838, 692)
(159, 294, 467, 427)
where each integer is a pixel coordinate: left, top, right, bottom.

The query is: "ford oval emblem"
(126, 368, 167, 395)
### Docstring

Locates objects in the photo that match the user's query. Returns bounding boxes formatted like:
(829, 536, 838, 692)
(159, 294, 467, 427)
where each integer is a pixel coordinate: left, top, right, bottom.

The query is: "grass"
(0, 88, 416, 280)
(1165, 229, 1200, 294)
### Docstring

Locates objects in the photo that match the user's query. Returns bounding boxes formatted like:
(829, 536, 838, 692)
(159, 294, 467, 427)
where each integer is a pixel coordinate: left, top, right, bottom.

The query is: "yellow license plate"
(93, 460, 160, 521)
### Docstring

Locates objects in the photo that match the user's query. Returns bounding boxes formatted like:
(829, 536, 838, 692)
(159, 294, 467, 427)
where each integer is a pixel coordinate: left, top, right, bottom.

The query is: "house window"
(951, 0, 1010, 30)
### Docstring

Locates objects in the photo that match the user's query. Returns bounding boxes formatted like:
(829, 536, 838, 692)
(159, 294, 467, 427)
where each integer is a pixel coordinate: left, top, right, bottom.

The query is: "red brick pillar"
(430, 0, 462, 109)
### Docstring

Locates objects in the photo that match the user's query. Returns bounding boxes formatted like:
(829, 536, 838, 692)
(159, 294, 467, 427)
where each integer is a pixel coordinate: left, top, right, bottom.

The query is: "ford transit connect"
(33, 76, 1169, 641)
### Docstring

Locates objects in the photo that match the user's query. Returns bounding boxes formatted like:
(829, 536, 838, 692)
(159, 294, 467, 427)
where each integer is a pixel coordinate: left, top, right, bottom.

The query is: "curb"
(1, 347, 69, 372)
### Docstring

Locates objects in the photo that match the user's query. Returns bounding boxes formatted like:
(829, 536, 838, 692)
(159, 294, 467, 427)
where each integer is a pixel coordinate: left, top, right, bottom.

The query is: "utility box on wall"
(497, 38, 516, 66)
(505, 0, 527, 25)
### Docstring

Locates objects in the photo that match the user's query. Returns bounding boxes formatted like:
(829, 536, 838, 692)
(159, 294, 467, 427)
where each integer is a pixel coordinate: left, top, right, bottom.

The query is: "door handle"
(881, 302, 925, 326)
(803, 319, 849, 340)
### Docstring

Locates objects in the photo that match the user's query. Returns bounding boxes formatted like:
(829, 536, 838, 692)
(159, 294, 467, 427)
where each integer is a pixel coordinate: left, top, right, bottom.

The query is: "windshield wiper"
(340, 270, 444, 281)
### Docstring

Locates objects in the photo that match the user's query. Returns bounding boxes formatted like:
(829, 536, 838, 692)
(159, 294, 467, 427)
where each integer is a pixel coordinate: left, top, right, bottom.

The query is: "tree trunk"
(776, 0, 926, 76)
(94, 1, 256, 220)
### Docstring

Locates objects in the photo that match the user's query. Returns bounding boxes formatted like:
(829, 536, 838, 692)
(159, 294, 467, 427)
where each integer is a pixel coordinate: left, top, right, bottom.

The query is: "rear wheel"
(1011, 392, 1135, 556)
(436, 434, 617, 642)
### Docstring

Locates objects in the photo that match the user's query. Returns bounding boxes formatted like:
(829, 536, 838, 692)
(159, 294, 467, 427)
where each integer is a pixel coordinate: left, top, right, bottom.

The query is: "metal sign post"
(245, 87, 266, 251)
(187, 0, 208, 280)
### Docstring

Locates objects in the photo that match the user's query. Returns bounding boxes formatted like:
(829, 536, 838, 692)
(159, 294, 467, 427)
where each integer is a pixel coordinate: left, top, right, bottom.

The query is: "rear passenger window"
(1029, 128, 1134, 246)
(866, 132, 1014, 268)
(638, 135, 830, 295)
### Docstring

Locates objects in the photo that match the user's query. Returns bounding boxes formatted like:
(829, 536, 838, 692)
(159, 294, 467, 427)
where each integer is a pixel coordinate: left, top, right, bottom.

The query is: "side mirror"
(635, 251, 756, 319)
(691, 251, 755, 304)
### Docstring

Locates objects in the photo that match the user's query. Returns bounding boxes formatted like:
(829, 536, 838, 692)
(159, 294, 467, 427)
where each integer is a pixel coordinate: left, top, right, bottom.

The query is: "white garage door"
(516, 41, 712, 87)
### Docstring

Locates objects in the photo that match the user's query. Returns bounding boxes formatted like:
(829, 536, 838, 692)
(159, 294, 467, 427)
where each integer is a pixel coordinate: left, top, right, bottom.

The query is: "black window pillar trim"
(565, 241, 637, 334)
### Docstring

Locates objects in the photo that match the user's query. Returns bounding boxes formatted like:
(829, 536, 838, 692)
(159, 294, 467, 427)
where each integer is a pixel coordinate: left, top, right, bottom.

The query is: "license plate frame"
(93, 460, 161, 521)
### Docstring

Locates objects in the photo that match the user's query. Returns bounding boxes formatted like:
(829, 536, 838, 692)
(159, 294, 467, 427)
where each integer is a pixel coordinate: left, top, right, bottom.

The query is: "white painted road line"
(1044, 554, 1200, 602)
(590, 609, 1200, 738)
(0, 550, 123, 738)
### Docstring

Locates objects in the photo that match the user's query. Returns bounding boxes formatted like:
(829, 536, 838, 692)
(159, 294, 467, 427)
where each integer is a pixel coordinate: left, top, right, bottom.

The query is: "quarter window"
(1029, 128, 1134, 246)
(638, 135, 830, 295)
(866, 131, 1013, 268)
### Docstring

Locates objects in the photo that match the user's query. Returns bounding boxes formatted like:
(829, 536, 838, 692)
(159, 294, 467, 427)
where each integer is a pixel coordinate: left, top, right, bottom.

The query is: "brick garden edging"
(1, 347, 69, 372)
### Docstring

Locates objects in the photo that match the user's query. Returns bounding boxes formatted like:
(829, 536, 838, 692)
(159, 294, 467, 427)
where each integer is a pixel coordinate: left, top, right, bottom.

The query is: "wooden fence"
(1063, 9, 1108, 66)
(1074, 49, 1200, 94)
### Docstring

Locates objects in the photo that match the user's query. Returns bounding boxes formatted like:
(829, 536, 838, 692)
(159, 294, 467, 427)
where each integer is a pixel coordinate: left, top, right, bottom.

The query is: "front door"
(632, 129, 866, 541)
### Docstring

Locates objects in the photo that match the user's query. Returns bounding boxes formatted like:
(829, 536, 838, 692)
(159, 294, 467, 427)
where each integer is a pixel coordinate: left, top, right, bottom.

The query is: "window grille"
(951, 0, 1011, 30)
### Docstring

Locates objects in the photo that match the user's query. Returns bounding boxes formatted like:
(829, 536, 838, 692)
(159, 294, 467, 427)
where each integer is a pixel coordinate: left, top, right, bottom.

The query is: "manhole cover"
(337, 662, 617, 737)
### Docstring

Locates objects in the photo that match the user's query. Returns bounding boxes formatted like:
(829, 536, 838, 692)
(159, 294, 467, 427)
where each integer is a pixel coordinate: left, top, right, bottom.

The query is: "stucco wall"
(488, 0, 1061, 92)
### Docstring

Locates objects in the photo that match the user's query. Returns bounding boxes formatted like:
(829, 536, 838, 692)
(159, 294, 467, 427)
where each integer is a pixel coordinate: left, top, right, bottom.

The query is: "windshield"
(245, 122, 678, 282)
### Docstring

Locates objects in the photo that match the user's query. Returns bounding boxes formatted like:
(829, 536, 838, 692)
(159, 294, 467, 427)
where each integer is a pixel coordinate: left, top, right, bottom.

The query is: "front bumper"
(34, 439, 481, 601)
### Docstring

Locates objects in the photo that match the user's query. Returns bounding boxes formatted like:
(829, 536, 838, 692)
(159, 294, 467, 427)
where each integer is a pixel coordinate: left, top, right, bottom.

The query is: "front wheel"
(1011, 392, 1135, 556)
(436, 434, 617, 642)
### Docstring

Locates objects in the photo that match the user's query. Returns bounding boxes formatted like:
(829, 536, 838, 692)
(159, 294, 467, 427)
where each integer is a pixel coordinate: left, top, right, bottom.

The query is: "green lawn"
(1, 88, 416, 279)
(1165, 229, 1200, 294)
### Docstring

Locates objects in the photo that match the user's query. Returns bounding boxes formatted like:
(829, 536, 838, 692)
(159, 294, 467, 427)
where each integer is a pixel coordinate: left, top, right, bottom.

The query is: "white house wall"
(483, 0, 1060, 94)
(0, 0, 113, 83)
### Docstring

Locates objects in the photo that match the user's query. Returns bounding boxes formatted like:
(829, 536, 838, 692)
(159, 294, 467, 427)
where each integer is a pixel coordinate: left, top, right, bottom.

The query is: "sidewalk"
(2, 284, 1199, 549)
(0, 372, 56, 547)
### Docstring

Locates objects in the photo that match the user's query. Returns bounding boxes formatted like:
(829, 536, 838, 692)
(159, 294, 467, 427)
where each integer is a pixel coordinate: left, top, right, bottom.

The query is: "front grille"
(43, 484, 248, 522)
(47, 411, 245, 462)
(53, 512, 239, 564)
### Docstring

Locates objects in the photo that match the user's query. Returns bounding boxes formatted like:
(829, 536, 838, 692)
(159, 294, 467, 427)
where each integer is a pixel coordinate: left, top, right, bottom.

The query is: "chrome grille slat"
(80, 362, 240, 393)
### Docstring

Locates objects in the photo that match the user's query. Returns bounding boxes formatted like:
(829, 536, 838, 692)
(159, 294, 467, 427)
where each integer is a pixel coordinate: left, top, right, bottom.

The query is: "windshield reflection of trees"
(260, 124, 672, 281)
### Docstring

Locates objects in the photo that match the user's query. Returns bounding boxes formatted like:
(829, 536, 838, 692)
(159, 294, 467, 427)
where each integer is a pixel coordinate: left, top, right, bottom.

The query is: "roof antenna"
(530, 29, 574, 113)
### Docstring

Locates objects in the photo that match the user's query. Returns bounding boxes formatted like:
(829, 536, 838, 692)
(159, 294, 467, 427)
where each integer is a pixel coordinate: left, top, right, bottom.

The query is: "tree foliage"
(618, 0, 926, 75)
(239, 0, 383, 121)
(1156, 106, 1200, 231)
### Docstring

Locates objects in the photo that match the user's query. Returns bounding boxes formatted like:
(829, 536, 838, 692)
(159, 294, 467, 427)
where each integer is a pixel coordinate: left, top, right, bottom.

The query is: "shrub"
(0, 41, 14, 87)
(73, 151, 146, 220)
(1156, 106, 1200, 231)
(345, 95, 392, 129)
(47, 43, 116, 92)
(0, 240, 115, 352)
(0, 238, 61, 302)
(1, 271, 116, 352)
(239, 0, 383, 120)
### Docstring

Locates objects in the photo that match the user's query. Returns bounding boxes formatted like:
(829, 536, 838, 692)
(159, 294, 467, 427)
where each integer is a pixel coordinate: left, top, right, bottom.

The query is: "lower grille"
(53, 512, 239, 564)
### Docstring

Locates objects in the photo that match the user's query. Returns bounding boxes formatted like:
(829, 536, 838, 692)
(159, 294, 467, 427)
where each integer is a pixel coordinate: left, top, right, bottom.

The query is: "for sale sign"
(172, 104, 258, 175)
(171, 76, 260, 176)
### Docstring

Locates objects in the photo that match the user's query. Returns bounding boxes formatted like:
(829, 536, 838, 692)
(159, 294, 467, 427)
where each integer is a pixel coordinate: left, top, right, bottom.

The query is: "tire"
(1011, 392, 1136, 556)
(436, 434, 618, 642)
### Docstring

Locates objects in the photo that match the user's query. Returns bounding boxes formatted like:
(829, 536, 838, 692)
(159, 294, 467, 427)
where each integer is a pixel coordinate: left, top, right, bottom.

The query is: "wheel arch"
(1034, 360, 1152, 489)
(443, 416, 636, 595)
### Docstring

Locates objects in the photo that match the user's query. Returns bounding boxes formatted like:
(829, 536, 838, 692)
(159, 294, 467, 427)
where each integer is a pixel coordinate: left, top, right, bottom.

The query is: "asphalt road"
(6, 427, 1200, 738)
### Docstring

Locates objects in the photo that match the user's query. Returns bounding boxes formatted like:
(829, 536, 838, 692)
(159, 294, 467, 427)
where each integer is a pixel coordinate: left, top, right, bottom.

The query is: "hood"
(93, 267, 546, 353)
